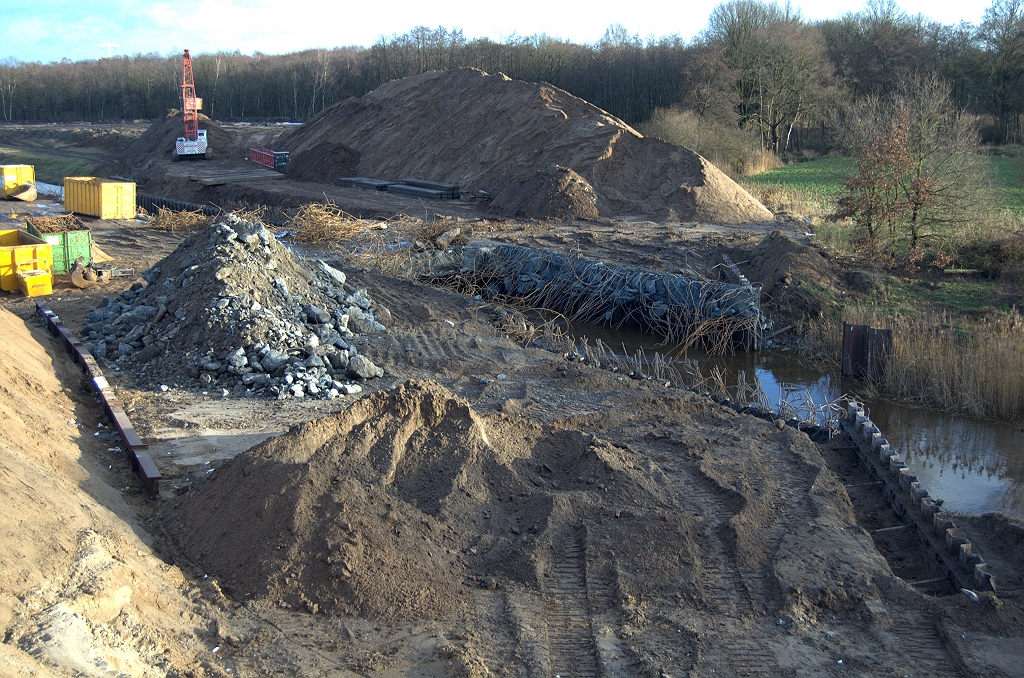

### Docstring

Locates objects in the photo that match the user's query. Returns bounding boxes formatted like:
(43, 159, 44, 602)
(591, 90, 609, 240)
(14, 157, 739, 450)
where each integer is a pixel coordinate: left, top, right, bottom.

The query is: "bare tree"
(978, 0, 1024, 143)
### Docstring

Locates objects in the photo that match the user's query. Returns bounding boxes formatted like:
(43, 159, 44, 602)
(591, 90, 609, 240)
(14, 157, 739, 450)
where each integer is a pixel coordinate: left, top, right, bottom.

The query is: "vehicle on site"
(174, 49, 208, 160)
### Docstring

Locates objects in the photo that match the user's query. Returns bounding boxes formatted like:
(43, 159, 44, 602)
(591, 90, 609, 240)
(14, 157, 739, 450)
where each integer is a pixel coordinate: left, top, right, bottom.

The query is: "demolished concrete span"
(425, 243, 763, 350)
(280, 68, 774, 223)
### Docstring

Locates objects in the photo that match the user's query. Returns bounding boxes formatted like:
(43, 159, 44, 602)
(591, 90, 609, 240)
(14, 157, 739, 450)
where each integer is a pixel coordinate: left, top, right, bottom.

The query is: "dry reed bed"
(800, 308, 1024, 424)
(878, 313, 1024, 423)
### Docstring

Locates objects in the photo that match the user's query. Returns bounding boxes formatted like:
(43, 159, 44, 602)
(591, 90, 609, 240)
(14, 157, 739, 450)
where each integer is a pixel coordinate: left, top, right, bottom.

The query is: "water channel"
(568, 322, 1024, 521)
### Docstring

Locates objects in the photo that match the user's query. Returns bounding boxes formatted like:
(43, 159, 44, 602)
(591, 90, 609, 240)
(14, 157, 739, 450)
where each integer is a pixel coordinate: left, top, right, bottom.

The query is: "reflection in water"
(567, 322, 1024, 520)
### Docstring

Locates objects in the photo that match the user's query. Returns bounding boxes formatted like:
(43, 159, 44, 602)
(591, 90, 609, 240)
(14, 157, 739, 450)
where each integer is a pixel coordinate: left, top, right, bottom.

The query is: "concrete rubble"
(78, 213, 388, 399)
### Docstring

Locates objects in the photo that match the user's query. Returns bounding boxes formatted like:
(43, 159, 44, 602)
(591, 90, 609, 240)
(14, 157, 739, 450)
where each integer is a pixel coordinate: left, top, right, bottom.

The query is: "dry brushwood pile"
(138, 206, 211, 233)
(280, 68, 774, 223)
(288, 200, 384, 246)
(423, 242, 763, 351)
(25, 214, 87, 233)
(78, 213, 390, 399)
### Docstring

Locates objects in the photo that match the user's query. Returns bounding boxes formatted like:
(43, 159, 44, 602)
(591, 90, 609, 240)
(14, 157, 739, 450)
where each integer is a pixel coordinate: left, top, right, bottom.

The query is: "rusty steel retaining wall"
(35, 302, 161, 497)
(843, 400, 994, 593)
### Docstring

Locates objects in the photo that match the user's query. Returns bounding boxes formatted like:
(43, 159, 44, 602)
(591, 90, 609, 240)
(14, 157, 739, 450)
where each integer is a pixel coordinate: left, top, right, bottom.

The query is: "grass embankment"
(747, 153, 1024, 424)
(0, 146, 96, 184)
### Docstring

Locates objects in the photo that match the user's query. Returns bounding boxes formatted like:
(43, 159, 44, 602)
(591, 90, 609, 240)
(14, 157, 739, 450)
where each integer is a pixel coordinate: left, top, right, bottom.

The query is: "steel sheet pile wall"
(843, 400, 995, 593)
(427, 243, 763, 350)
(35, 303, 161, 497)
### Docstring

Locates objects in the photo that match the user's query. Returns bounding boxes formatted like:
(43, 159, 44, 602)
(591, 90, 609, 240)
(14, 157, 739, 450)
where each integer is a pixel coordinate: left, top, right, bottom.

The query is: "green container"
(26, 224, 91, 274)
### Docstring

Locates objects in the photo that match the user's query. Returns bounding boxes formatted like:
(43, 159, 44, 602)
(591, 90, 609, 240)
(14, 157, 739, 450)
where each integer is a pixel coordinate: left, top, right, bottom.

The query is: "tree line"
(1, 0, 1022, 148)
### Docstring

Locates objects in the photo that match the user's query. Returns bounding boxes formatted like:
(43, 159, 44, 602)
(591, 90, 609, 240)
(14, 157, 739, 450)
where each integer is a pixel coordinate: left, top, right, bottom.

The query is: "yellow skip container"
(64, 177, 136, 220)
(0, 229, 53, 293)
(17, 268, 53, 297)
(1, 164, 36, 200)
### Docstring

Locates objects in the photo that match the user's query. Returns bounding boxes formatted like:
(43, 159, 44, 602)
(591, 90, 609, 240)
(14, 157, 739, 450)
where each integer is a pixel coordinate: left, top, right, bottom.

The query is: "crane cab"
(174, 128, 208, 160)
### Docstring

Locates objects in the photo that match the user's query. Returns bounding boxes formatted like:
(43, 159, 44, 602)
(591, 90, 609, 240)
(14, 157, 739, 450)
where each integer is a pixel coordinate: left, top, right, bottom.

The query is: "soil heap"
(736, 230, 842, 320)
(78, 213, 389, 398)
(280, 68, 773, 223)
(120, 109, 233, 163)
(161, 380, 702, 621)
(0, 307, 215, 676)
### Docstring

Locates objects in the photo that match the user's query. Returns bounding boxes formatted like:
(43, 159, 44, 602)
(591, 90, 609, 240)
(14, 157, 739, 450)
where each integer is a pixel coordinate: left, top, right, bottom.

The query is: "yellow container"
(2, 164, 35, 197)
(17, 268, 53, 297)
(0, 229, 53, 292)
(64, 177, 136, 220)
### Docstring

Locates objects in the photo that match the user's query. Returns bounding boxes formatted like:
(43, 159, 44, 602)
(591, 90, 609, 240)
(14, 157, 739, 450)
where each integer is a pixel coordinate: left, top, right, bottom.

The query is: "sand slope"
(0, 307, 216, 676)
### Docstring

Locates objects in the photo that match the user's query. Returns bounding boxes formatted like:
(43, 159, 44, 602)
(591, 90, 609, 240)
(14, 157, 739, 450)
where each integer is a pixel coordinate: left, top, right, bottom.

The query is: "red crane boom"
(174, 49, 208, 159)
(181, 49, 198, 142)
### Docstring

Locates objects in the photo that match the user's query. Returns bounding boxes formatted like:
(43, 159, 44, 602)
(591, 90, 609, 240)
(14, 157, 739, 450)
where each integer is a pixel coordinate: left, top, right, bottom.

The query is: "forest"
(1, 0, 1022, 153)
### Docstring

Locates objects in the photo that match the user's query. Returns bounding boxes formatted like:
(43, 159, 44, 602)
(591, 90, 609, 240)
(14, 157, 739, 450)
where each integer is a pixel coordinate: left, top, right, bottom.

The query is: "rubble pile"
(79, 213, 389, 399)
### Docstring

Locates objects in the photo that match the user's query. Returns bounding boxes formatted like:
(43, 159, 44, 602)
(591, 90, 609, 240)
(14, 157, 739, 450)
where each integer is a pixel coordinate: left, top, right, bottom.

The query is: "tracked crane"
(174, 49, 208, 160)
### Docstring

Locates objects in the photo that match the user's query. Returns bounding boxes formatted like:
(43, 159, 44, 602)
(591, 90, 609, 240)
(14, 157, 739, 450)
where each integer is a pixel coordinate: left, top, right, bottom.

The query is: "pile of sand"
(160, 379, 694, 621)
(0, 307, 213, 676)
(736, 230, 841, 318)
(280, 68, 773, 223)
(113, 109, 233, 164)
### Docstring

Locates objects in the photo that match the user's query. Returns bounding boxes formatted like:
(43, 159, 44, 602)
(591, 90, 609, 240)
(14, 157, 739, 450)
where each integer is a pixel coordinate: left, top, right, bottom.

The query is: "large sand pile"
(280, 68, 773, 223)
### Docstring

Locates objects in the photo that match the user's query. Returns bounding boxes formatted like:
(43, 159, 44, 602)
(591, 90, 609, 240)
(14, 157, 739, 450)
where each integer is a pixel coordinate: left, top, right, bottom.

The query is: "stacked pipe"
(35, 302, 161, 497)
(843, 400, 995, 593)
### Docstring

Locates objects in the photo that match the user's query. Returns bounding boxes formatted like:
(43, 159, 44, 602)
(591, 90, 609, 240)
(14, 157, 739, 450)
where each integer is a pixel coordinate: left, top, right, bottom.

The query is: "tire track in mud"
(542, 531, 602, 678)
(670, 465, 780, 676)
(886, 612, 961, 678)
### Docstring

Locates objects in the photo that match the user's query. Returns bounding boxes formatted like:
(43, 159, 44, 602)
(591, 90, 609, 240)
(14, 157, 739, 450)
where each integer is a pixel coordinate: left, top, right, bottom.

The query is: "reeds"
(799, 306, 1024, 424)
(874, 311, 1024, 424)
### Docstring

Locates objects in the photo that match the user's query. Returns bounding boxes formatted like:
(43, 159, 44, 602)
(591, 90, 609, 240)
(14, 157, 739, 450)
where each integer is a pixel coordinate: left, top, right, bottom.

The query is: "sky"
(2, 0, 995, 64)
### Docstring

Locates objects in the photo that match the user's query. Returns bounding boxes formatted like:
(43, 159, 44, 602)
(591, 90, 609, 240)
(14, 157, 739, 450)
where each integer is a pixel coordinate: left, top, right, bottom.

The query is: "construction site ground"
(2, 122, 1024, 677)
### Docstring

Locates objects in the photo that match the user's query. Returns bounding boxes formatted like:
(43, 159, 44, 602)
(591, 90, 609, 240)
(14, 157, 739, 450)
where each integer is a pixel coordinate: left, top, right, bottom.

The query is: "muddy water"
(569, 323, 1024, 521)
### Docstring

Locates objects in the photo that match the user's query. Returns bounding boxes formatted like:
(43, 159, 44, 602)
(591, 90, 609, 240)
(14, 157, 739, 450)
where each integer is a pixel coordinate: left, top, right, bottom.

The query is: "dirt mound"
(160, 379, 690, 621)
(279, 68, 772, 223)
(284, 141, 360, 182)
(116, 109, 233, 164)
(738, 230, 840, 317)
(486, 165, 599, 220)
(78, 213, 389, 397)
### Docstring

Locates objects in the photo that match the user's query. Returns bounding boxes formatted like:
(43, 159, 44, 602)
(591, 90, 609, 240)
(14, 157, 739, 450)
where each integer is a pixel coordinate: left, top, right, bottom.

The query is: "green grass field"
(741, 152, 1024, 216)
(0, 147, 96, 185)
(740, 156, 855, 211)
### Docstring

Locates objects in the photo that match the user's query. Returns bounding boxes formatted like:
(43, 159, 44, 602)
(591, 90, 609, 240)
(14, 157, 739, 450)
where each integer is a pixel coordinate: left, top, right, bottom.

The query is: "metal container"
(26, 224, 92, 274)
(249, 148, 290, 172)
(1, 164, 35, 197)
(64, 177, 136, 220)
(0, 228, 52, 292)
